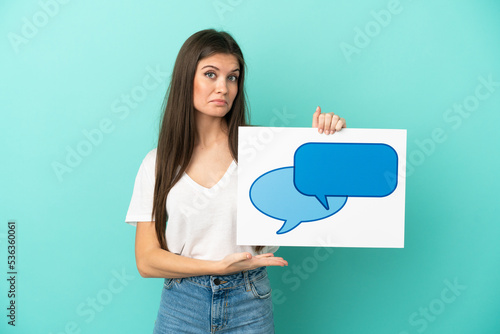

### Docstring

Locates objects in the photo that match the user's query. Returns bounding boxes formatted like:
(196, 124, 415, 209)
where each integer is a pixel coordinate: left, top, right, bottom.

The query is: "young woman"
(125, 29, 346, 333)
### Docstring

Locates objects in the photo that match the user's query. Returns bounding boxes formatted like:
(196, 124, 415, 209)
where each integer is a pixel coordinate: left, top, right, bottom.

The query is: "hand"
(216, 252, 288, 275)
(312, 106, 346, 135)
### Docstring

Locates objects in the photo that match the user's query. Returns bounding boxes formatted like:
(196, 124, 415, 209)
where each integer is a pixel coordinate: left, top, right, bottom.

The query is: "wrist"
(210, 260, 224, 276)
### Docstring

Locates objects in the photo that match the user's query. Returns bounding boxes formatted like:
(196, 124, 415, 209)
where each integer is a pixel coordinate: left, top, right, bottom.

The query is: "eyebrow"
(201, 65, 240, 72)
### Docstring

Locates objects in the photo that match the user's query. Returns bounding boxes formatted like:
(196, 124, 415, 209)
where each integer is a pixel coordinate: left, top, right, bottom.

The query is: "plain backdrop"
(1, 1, 499, 333)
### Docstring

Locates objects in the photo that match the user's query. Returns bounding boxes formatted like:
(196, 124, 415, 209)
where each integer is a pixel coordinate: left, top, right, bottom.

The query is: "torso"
(185, 137, 234, 189)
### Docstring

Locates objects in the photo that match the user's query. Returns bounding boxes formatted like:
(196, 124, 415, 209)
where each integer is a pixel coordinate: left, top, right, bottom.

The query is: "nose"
(215, 77, 228, 94)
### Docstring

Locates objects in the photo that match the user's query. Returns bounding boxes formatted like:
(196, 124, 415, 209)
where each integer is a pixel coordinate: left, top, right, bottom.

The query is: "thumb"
(238, 252, 252, 261)
(312, 106, 321, 128)
(224, 252, 252, 266)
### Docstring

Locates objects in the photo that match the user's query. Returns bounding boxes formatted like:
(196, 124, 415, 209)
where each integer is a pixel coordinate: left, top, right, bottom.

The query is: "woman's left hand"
(312, 106, 346, 135)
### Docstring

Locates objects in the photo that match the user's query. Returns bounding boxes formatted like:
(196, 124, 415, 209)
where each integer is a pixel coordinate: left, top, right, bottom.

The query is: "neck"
(194, 112, 228, 148)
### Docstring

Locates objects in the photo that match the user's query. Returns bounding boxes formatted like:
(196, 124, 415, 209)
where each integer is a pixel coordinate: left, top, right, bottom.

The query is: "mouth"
(210, 99, 227, 105)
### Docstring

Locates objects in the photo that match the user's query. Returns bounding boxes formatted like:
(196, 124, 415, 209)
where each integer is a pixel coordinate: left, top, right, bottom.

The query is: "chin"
(196, 110, 230, 119)
(197, 105, 232, 118)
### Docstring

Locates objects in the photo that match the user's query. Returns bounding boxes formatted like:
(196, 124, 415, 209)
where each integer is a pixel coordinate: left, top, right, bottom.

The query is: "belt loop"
(243, 270, 251, 292)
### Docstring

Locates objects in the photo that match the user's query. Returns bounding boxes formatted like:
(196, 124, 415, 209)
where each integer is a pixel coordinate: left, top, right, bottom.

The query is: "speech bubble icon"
(294, 143, 398, 209)
(249, 167, 347, 234)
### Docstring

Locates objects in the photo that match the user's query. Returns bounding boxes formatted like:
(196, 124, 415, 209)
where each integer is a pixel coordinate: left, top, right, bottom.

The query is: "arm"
(135, 221, 288, 278)
(312, 106, 346, 134)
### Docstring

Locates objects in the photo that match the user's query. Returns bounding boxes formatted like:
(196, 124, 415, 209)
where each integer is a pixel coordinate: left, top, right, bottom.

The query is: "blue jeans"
(153, 266, 274, 333)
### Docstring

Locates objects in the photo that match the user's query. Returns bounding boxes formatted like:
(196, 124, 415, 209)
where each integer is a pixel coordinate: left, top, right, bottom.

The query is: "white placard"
(237, 127, 407, 247)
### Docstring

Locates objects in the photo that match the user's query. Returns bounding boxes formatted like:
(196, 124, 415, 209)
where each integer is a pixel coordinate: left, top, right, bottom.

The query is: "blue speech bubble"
(294, 143, 398, 209)
(249, 167, 347, 234)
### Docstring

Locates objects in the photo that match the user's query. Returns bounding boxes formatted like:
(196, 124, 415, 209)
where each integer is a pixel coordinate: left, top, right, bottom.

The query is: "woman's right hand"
(136, 221, 287, 278)
(216, 252, 288, 275)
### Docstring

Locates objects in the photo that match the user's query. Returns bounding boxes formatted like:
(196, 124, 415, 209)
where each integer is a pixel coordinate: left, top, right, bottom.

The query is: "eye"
(228, 75, 239, 82)
(205, 72, 216, 79)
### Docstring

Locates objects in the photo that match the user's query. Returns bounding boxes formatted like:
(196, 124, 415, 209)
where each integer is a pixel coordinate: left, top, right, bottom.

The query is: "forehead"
(197, 53, 240, 70)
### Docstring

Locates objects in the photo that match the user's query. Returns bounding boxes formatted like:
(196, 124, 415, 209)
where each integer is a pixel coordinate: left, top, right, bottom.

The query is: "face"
(193, 53, 240, 119)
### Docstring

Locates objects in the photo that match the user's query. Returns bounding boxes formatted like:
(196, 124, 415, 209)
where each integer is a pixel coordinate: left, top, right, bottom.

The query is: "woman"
(125, 29, 346, 333)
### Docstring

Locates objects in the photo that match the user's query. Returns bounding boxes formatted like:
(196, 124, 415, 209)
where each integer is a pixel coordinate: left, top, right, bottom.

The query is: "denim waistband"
(166, 266, 267, 291)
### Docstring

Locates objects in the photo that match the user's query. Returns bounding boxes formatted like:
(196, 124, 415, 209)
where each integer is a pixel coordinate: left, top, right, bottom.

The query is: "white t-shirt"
(125, 148, 278, 261)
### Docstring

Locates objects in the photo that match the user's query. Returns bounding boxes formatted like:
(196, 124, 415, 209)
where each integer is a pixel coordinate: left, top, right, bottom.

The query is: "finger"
(329, 114, 340, 135)
(266, 258, 288, 267)
(335, 117, 346, 132)
(252, 253, 285, 261)
(317, 113, 325, 134)
(222, 252, 251, 269)
(255, 257, 288, 267)
(323, 113, 333, 135)
(254, 253, 274, 259)
(312, 106, 321, 128)
(260, 255, 286, 263)
(238, 252, 251, 261)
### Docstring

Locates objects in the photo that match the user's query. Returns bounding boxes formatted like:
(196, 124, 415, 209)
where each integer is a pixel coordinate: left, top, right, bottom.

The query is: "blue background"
(1, 0, 499, 333)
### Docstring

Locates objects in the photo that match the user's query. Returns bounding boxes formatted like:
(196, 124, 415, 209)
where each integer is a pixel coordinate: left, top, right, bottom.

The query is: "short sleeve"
(125, 149, 157, 226)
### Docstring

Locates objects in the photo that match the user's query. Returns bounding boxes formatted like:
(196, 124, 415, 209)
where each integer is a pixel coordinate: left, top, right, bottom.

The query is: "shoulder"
(137, 148, 157, 180)
(142, 148, 157, 166)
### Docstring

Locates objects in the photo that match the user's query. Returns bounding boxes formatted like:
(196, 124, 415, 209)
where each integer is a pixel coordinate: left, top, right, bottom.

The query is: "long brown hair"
(152, 29, 249, 250)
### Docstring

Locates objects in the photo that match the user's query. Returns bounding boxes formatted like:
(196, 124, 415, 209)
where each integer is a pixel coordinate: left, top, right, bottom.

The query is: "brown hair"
(152, 29, 250, 251)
